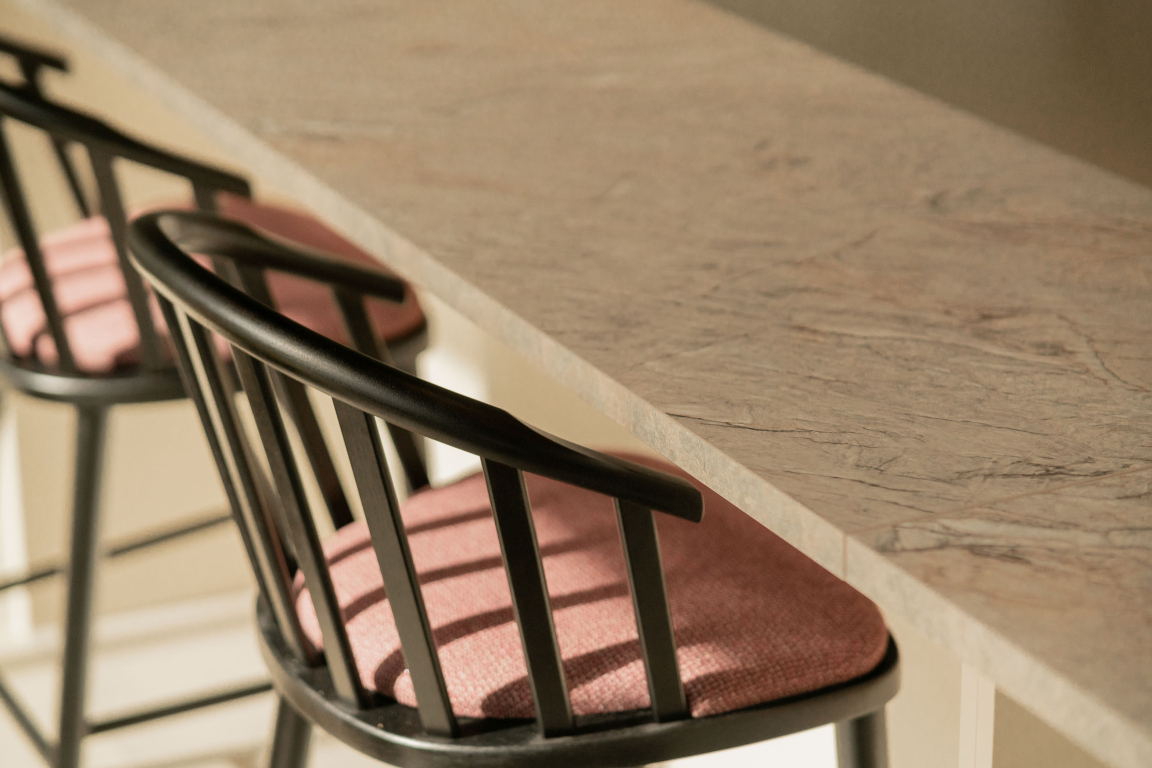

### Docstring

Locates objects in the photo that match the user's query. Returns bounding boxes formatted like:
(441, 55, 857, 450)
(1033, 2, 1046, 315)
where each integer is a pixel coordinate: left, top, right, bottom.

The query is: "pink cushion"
(296, 455, 889, 720)
(0, 194, 425, 372)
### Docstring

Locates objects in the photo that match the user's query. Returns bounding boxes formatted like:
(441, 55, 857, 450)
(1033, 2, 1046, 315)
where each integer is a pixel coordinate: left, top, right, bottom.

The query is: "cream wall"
(0, 3, 1110, 766)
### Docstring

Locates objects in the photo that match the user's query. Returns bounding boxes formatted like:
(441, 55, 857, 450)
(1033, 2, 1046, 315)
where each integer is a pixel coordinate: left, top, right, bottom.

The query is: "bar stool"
(0, 37, 427, 768)
(129, 209, 899, 768)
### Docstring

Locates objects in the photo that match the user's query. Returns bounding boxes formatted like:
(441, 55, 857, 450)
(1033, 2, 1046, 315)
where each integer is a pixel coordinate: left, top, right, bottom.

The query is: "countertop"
(16, 1, 1152, 765)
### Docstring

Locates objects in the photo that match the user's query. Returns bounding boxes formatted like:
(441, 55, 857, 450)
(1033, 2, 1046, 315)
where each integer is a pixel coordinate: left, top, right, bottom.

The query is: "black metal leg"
(836, 709, 888, 768)
(268, 697, 312, 768)
(57, 406, 108, 768)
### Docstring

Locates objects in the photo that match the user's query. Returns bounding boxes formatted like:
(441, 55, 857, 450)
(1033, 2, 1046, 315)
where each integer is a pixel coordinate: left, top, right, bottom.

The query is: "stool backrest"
(128, 210, 704, 738)
(0, 34, 69, 86)
(0, 34, 91, 219)
(0, 47, 249, 374)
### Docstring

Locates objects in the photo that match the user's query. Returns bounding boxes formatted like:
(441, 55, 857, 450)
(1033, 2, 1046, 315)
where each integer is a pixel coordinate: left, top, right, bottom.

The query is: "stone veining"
(26, 0, 1152, 764)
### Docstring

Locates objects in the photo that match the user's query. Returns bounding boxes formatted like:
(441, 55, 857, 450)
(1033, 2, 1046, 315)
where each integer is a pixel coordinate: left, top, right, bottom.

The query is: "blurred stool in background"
(0, 35, 427, 768)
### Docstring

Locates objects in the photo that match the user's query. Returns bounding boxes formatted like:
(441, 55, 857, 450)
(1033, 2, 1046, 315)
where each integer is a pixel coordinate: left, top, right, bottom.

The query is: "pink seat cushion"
(296, 455, 889, 720)
(0, 194, 425, 372)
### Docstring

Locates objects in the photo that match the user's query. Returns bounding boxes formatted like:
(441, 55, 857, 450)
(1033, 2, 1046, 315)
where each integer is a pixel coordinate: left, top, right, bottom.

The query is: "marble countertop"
(16, 0, 1151, 764)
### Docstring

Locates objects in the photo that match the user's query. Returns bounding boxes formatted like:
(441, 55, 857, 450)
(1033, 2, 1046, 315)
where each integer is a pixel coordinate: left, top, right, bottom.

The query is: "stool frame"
(130, 209, 899, 768)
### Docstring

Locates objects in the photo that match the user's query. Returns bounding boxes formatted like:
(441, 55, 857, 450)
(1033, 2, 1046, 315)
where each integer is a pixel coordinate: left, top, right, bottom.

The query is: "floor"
(0, 589, 838, 768)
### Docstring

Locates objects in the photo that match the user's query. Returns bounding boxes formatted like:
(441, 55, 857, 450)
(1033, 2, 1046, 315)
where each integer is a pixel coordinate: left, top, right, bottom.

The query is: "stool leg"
(836, 709, 888, 768)
(56, 406, 108, 768)
(0, 389, 35, 645)
(268, 697, 312, 768)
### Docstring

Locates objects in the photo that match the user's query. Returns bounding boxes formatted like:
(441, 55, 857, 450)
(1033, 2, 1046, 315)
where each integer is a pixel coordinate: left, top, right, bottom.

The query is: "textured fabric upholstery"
(296, 455, 889, 720)
(0, 194, 424, 372)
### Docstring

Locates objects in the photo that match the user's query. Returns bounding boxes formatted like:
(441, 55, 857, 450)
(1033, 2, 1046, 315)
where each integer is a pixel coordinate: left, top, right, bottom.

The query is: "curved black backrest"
(0, 33, 69, 80)
(128, 210, 704, 738)
(0, 45, 250, 374)
(0, 33, 87, 218)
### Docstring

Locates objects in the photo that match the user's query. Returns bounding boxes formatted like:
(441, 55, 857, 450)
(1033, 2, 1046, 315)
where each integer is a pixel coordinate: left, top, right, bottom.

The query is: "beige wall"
(0, 2, 1111, 766)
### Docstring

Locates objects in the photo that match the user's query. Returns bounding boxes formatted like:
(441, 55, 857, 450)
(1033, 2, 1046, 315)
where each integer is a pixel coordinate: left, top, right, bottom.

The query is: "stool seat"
(296, 455, 888, 721)
(0, 194, 424, 372)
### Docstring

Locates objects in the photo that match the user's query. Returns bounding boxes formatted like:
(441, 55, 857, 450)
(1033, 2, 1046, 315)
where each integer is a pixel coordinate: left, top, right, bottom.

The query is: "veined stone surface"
(11, 1, 1152, 765)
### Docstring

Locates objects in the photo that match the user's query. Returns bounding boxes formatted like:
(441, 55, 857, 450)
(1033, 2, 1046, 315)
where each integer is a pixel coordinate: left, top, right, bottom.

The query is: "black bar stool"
(0, 35, 428, 768)
(129, 209, 900, 768)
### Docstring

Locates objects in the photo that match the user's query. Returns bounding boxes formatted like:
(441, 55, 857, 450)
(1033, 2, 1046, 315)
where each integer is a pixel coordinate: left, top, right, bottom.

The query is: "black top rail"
(0, 74, 250, 375)
(130, 211, 704, 521)
(129, 209, 703, 740)
(0, 36, 90, 221)
(161, 212, 407, 304)
(0, 32, 69, 86)
(0, 81, 249, 195)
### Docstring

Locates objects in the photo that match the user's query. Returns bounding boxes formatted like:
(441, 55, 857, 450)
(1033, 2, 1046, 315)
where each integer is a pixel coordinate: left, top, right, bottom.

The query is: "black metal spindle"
(335, 400, 457, 736)
(230, 262, 357, 529)
(0, 117, 76, 370)
(49, 138, 91, 217)
(277, 377, 356, 529)
(15, 60, 39, 87)
(482, 458, 573, 736)
(88, 147, 166, 370)
(0, 34, 62, 59)
(334, 287, 429, 491)
(235, 350, 367, 706)
(158, 294, 297, 640)
(14, 31, 89, 217)
(192, 180, 219, 213)
(615, 499, 688, 722)
(175, 311, 307, 660)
